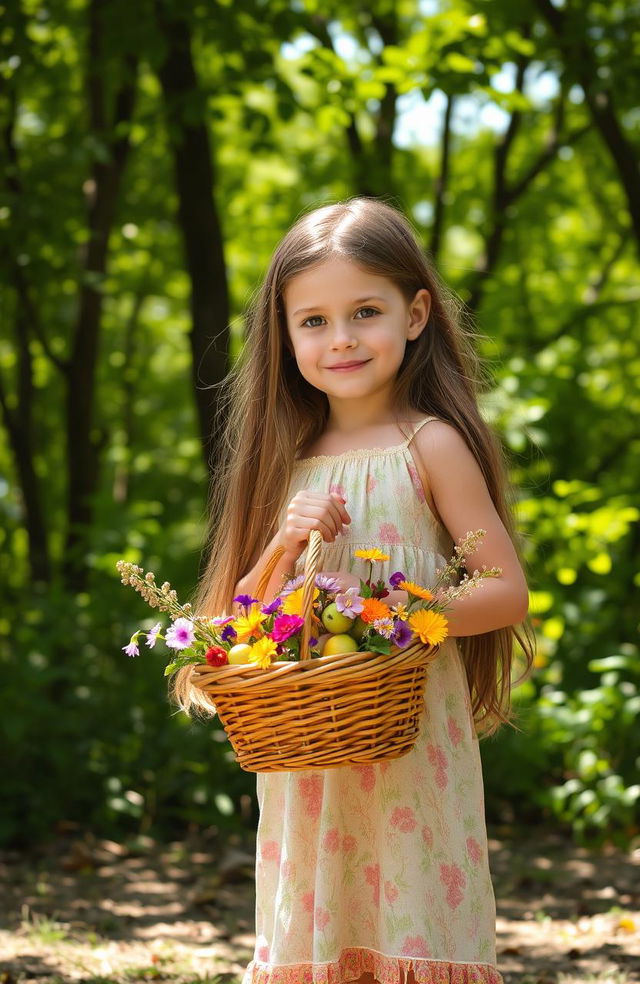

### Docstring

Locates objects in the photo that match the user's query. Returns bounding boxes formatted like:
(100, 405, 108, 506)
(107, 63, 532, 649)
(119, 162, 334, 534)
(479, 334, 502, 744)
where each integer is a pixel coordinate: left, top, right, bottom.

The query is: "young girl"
(175, 197, 535, 984)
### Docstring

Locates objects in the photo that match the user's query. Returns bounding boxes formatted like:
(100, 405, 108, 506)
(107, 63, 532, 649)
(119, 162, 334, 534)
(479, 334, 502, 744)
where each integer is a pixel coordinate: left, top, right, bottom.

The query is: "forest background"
(1, 0, 639, 849)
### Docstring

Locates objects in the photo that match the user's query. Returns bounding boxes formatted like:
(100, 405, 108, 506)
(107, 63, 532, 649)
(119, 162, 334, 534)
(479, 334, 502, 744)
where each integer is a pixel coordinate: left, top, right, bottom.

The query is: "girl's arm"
(411, 421, 530, 638)
(234, 491, 351, 604)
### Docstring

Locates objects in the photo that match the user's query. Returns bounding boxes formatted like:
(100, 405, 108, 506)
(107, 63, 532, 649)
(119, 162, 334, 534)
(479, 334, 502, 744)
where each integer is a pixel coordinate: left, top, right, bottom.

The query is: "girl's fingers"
(300, 499, 344, 539)
(292, 516, 336, 544)
(326, 494, 351, 528)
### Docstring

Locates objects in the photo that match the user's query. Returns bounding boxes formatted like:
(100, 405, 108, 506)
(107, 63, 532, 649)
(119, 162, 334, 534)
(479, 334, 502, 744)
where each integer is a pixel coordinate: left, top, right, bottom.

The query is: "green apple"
(351, 616, 368, 642)
(227, 643, 252, 665)
(322, 633, 358, 656)
(321, 602, 355, 634)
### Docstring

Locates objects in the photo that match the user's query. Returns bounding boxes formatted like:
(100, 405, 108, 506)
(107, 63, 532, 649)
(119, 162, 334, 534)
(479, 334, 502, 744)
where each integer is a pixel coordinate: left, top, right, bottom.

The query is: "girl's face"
(283, 256, 430, 415)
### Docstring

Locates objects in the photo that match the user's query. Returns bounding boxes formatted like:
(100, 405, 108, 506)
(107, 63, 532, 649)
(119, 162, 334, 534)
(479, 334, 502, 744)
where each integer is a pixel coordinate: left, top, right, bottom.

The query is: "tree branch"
(429, 92, 455, 261)
(533, 0, 640, 254)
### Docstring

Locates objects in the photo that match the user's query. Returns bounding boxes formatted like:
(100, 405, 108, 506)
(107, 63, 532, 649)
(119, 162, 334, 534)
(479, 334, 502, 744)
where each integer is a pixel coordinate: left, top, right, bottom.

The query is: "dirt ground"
(0, 827, 638, 984)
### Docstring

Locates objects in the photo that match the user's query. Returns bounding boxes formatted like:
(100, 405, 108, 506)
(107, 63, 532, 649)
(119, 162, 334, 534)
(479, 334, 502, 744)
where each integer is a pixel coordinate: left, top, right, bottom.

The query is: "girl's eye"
(300, 307, 379, 328)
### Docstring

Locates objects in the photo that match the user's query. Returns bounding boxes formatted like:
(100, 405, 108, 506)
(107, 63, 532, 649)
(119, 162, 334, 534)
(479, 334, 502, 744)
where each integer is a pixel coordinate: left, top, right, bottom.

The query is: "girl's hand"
(320, 570, 362, 594)
(277, 490, 351, 558)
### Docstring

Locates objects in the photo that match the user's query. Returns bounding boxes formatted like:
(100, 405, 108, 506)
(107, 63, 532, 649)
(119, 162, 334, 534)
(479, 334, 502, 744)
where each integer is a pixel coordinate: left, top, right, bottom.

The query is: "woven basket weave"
(191, 529, 440, 772)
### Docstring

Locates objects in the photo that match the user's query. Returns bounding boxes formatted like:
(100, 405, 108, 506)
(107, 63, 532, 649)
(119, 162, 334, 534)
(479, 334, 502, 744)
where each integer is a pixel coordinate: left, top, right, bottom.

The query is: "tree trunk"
(62, 0, 137, 591)
(154, 2, 231, 474)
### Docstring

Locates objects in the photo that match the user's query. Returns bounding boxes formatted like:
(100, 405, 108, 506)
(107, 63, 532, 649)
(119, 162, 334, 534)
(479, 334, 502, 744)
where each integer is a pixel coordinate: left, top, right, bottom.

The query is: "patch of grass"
(19, 905, 70, 944)
(558, 973, 629, 984)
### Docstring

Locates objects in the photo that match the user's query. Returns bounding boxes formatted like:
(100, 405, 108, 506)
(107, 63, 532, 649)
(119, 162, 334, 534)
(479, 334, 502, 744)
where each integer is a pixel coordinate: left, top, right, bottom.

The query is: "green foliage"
(1, 0, 639, 845)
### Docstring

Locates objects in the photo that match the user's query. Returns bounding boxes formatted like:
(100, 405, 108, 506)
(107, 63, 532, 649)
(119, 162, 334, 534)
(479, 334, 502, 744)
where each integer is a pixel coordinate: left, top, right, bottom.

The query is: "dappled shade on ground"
(0, 829, 638, 983)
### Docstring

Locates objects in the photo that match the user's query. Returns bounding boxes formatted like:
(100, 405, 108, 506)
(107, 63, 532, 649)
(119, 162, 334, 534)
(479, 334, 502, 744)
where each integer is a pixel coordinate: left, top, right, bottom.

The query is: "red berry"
(205, 646, 228, 667)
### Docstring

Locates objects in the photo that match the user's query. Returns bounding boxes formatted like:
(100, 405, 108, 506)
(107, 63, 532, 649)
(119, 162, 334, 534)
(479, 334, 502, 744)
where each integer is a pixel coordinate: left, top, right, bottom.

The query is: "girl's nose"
(330, 322, 357, 348)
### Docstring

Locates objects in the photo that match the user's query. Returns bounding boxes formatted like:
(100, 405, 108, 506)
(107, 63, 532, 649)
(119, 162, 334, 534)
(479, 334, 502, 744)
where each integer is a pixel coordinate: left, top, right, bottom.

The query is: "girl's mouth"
(327, 360, 370, 372)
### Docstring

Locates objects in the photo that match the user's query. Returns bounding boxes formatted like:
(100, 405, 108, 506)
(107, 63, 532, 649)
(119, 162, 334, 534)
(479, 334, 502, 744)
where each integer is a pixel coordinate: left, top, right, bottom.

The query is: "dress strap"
(402, 415, 440, 447)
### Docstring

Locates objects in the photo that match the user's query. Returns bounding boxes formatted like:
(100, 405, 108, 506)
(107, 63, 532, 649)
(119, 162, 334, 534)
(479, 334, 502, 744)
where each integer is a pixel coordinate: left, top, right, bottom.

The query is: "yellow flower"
(398, 580, 434, 601)
(354, 548, 390, 562)
(282, 586, 319, 616)
(233, 605, 267, 642)
(249, 636, 278, 669)
(408, 608, 449, 645)
(391, 603, 409, 620)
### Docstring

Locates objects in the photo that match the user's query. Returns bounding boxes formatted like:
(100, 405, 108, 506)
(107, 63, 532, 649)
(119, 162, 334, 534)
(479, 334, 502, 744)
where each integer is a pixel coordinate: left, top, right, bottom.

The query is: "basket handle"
(252, 529, 324, 662)
(300, 529, 323, 661)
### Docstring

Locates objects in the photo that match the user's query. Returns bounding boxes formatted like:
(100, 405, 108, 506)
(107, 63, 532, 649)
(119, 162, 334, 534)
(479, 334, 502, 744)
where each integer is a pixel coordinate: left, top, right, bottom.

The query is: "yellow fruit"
(322, 633, 358, 656)
(227, 643, 252, 664)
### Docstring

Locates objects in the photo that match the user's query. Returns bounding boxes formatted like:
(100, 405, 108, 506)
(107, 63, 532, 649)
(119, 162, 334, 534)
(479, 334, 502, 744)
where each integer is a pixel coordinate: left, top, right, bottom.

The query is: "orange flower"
(398, 580, 434, 601)
(360, 598, 392, 624)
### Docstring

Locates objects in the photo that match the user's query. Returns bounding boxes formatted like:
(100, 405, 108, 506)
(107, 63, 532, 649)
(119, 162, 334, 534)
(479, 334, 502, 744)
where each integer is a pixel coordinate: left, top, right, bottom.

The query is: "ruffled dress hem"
(243, 948, 503, 984)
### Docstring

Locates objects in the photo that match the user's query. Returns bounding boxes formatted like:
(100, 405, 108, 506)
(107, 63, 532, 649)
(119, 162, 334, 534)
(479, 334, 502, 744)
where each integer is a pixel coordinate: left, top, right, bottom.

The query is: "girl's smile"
(284, 256, 430, 418)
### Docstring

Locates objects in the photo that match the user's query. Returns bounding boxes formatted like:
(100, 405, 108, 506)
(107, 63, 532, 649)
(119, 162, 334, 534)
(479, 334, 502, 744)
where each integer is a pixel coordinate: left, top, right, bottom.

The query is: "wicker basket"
(191, 529, 441, 772)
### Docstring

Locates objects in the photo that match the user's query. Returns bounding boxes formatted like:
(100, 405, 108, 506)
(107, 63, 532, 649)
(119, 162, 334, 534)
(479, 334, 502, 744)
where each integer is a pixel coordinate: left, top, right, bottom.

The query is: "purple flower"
(315, 574, 341, 592)
(389, 571, 406, 588)
(145, 622, 162, 648)
(233, 594, 260, 610)
(211, 614, 235, 627)
(309, 636, 318, 647)
(271, 614, 305, 642)
(335, 587, 364, 616)
(165, 617, 196, 650)
(281, 574, 304, 595)
(122, 632, 140, 658)
(392, 619, 413, 649)
(261, 597, 282, 616)
(221, 624, 237, 643)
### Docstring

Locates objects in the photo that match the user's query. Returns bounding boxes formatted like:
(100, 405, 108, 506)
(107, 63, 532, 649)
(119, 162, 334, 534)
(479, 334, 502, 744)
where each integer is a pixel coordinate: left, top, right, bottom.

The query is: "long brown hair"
(173, 196, 536, 733)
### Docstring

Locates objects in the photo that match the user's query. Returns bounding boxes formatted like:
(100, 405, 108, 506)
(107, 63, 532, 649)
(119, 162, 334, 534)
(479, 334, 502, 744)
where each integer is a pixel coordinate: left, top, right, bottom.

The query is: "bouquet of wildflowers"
(117, 530, 501, 677)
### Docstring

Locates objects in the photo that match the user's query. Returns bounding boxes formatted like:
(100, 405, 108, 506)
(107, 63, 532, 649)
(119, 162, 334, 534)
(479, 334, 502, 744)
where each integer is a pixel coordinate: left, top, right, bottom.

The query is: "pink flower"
(145, 622, 162, 648)
(378, 521, 402, 545)
(427, 743, 448, 791)
(315, 906, 330, 931)
(427, 743, 447, 771)
(421, 824, 433, 849)
(165, 617, 195, 650)
(271, 614, 304, 642)
(407, 463, 427, 503)
(329, 483, 346, 498)
(301, 891, 315, 913)
(384, 880, 399, 903)
(280, 859, 295, 879)
(256, 942, 270, 962)
(322, 827, 340, 853)
(354, 765, 376, 793)
(401, 935, 431, 957)
(390, 806, 417, 832)
(342, 834, 357, 854)
(440, 862, 466, 910)
(447, 715, 464, 747)
(466, 836, 482, 866)
(366, 475, 377, 493)
(364, 863, 380, 906)
(299, 774, 323, 820)
(261, 840, 281, 864)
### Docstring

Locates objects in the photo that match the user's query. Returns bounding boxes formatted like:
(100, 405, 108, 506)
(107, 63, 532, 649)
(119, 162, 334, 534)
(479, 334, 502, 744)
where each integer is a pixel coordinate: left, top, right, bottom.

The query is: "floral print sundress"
(241, 416, 503, 984)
